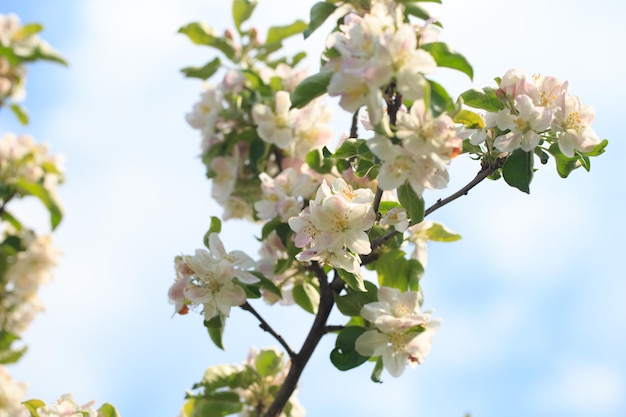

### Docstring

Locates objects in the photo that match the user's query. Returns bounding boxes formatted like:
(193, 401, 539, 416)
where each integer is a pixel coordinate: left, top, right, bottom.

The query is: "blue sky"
(1, 1, 625, 416)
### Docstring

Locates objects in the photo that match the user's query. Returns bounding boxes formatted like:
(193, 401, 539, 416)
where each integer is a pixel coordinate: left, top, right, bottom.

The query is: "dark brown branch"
(372, 187, 384, 215)
(324, 325, 345, 333)
(240, 302, 296, 359)
(264, 263, 339, 417)
(350, 110, 359, 138)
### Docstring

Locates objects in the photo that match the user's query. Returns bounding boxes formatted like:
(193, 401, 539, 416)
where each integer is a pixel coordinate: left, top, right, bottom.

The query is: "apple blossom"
(356, 287, 441, 377)
(35, 394, 97, 417)
(493, 94, 552, 152)
(552, 94, 600, 157)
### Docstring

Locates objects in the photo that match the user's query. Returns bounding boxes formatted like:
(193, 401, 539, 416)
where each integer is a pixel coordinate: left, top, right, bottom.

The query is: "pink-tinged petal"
(184, 286, 212, 304)
(355, 330, 388, 356)
(494, 131, 521, 152)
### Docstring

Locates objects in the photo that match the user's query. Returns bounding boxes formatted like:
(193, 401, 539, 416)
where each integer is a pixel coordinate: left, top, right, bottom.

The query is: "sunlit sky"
(2, 1, 625, 416)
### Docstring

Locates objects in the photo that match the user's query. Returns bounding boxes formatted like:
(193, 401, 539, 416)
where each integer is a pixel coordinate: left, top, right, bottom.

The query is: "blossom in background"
(168, 234, 258, 319)
(551, 93, 600, 157)
(289, 178, 375, 273)
(252, 91, 298, 149)
(356, 286, 441, 377)
(0, 366, 29, 417)
(35, 394, 97, 417)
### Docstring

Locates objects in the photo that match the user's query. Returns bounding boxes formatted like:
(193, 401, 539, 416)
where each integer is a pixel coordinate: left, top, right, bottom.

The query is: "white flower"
(494, 94, 551, 152)
(169, 237, 257, 319)
(255, 168, 316, 222)
(552, 94, 600, 157)
(356, 287, 441, 377)
(288, 179, 375, 273)
(252, 91, 298, 149)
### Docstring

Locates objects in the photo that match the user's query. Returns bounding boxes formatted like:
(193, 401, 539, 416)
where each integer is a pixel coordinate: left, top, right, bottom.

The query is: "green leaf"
(403, 3, 433, 22)
(191, 393, 242, 417)
(255, 349, 282, 377)
(422, 42, 473, 80)
(181, 57, 221, 80)
(370, 357, 384, 383)
(293, 281, 320, 314)
(232, 0, 258, 32)
(97, 404, 121, 417)
(179, 23, 236, 60)
(397, 183, 424, 224)
(376, 249, 416, 292)
(547, 143, 580, 178)
(428, 79, 454, 115)
(502, 149, 533, 193)
(377, 201, 402, 216)
(305, 148, 334, 174)
(15, 23, 44, 40)
(15, 179, 63, 229)
(22, 399, 46, 417)
(204, 315, 226, 350)
(290, 71, 332, 109)
(266, 20, 308, 45)
(200, 364, 243, 391)
(460, 87, 503, 112)
(304, 2, 338, 39)
(336, 268, 366, 292)
(330, 326, 369, 371)
(203, 216, 222, 248)
(334, 280, 378, 317)
(453, 109, 484, 129)
(249, 271, 282, 299)
(0, 345, 27, 364)
(425, 223, 461, 242)
(332, 138, 364, 159)
(0, 210, 23, 231)
(10, 103, 29, 125)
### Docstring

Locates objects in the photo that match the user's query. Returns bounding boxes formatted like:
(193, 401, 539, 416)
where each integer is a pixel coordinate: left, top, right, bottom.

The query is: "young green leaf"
(397, 183, 424, 224)
(304, 2, 338, 39)
(232, 0, 258, 32)
(266, 20, 308, 45)
(97, 404, 121, 417)
(255, 349, 282, 377)
(22, 399, 45, 417)
(181, 57, 221, 80)
(334, 280, 378, 317)
(290, 71, 332, 109)
(460, 87, 503, 112)
(293, 281, 320, 314)
(15, 179, 63, 229)
(336, 268, 366, 292)
(9, 103, 29, 125)
(204, 315, 226, 350)
(422, 42, 473, 80)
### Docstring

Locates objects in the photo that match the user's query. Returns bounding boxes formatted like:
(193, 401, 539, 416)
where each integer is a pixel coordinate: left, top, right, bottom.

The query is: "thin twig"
(324, 325, 345, 333)
(364, 157, 506, 260)
(240, 302, 296, 359)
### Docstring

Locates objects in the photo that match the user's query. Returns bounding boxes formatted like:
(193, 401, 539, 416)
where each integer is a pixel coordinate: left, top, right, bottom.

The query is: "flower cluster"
(255, 167, 317, 222)
(34, 394, 98, 417)
(471, 68, 601, 158)
(168, 233, 258, 320)
(185, 62, 334, 221)
(0, 132, 65, 195)
(289, 178, 375, 274)
(323, 2, 437, 123)
(369, 99, 463, 196)
(0, 228, 59, 335)
(0, 365, 29, 417)
(355, 287, 440, 377)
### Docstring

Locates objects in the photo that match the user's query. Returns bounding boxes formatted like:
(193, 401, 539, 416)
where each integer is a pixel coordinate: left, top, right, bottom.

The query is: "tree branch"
(363, 156, 506, 261)
(264, 263, 339, 417)
(350, 110, 359, 138)
(240, 302, 296, 359)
